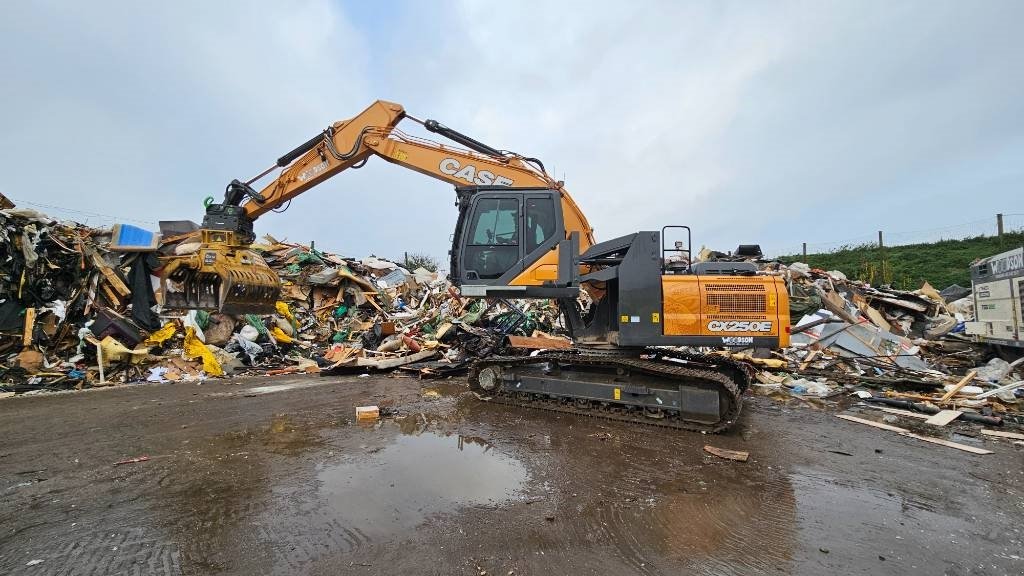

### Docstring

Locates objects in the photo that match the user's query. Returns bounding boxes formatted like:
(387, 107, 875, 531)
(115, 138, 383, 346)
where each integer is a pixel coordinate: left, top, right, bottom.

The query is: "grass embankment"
(776, 232, 1024, 289)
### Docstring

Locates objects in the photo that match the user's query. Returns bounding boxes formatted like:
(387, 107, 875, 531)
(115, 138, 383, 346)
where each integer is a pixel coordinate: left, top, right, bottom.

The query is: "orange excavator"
(161, 100, 790, 431)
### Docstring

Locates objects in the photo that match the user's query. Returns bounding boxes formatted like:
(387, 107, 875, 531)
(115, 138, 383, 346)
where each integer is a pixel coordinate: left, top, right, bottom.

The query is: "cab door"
(451, 187, 563, 286)
(460, 194, 523, 282)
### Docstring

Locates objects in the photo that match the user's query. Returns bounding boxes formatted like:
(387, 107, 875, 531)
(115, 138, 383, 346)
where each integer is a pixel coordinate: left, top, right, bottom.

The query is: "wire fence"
(773, 213, 1024, 258)
(5, 196, 159, 228)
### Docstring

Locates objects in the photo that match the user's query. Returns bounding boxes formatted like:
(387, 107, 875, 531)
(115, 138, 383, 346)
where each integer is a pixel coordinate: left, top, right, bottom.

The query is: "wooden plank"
(99, 282, 122, 306)
(924, 410, 962, 426)
(799, 350, 820, 372)
(355, 349, 436, 370)
(507, 335, 573, 350)
(886, 391, 937, 402)
(980, 429, 1024, 440)
(89, 251, 131, 296)
(820, 290, 860, 324)
(973, 381, 1024, 400)
(875, 406, 930, 420)
(755, 371, 788, 385)
(872, 295, 929, 313)
(902, 432, 992, 455)
(837, 414, 993, 454)
(703, 445, 749, 462)
(939, 371, 977, 404)
(22, 308, 36, 347)
(364, 294, 384, 313)
(862, 306, 893, 333)
(837, 414, 908, 433)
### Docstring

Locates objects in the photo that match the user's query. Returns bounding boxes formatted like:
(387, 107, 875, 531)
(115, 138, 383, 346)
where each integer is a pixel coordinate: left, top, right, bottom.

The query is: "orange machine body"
(662, 274, 790, 347)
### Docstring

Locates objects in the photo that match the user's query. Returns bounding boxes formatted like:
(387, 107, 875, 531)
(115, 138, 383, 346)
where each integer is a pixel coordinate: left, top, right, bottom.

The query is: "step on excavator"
(160, 100, 790, 432)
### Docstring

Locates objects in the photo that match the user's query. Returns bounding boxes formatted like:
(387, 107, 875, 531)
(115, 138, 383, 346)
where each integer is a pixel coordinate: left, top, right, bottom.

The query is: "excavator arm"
(161, 100, 594, 314)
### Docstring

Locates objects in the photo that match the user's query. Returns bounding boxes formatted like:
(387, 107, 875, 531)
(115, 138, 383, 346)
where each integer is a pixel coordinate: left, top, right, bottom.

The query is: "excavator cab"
(450, 186, 573, 296)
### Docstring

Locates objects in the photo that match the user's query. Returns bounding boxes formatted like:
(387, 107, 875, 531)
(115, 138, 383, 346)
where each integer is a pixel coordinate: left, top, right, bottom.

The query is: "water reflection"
(318, 431, 527, 538)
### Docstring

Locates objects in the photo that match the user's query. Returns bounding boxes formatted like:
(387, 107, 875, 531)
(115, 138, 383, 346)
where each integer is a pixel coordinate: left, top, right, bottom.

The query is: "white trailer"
(965, 247, 1024, 355)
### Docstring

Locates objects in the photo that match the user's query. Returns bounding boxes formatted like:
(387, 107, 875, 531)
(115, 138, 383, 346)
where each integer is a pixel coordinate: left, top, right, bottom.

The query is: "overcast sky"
(2, 1, 1022, 264)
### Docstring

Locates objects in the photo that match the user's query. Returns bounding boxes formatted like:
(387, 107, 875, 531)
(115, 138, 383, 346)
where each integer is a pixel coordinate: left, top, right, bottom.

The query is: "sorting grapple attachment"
(160, 233, 280, 315)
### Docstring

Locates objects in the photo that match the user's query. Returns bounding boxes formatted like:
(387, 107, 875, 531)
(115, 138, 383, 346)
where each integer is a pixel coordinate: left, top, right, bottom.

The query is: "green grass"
(776, 232, 1024, 290)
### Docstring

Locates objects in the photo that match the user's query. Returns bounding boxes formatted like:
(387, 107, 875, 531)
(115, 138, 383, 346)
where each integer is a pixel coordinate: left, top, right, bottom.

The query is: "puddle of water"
(420, 381, 467, 398)
(318, 431, 527, 537)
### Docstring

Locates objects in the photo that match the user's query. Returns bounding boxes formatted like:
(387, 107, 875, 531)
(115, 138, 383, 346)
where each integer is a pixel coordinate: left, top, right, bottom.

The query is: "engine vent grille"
(704, 283, 766, 292)
(706, 292, 767, 313)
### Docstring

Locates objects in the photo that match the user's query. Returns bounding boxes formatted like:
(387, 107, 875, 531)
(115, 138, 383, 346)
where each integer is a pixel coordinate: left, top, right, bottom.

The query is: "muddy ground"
(0, 374, 1021, 576)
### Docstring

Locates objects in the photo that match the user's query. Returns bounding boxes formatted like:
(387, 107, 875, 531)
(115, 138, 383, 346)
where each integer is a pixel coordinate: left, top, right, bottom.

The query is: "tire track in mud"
(249, 477, 375, 574)
(0, 525, 181, 576)
(0, 464, 184, 576)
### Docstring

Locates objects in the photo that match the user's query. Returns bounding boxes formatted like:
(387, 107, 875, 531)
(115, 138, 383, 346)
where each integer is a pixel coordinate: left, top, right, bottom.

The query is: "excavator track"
(468, 349, 751, 433)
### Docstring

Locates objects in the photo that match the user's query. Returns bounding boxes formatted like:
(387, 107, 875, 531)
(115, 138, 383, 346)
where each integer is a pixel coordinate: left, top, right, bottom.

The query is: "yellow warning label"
(614, 388, 621, 400)
(620, 315, 630, 324)
(767, 294, 777, 308)
(391, 148, 409, 162)
(651, 312, 660, 323)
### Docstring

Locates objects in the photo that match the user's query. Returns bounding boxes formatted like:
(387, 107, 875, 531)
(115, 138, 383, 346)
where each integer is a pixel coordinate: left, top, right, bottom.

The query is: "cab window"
(464, 197, 520, 279)
(525, 197, 555, 253)
(469, 198, 519, 245)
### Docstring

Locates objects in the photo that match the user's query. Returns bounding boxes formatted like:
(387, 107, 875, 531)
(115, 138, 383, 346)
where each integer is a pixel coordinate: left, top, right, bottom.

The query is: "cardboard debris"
(355, 405, 380, 422)
(924, 410, 962, 426)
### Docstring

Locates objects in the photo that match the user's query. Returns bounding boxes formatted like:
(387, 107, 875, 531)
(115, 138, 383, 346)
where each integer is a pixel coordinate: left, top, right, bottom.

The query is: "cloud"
(1, 0, 1022, 263)
(383, 0, 1024, 256)
(0, 0, 374, 242)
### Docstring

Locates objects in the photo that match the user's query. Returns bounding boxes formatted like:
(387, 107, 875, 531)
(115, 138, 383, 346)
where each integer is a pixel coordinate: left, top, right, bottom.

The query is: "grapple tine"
(160, 245, 280, 315)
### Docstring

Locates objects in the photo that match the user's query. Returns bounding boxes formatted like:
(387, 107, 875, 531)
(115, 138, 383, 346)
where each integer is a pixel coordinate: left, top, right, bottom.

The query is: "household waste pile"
(746, 260, 1022, 426)
(0, 207, 565, 395)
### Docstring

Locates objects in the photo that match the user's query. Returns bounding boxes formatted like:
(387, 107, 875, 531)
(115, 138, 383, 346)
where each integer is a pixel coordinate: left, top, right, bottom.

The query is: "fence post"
(997, 213, 1004, 238)
(802, 243, 807, 259)
(877, 230, 884, 248)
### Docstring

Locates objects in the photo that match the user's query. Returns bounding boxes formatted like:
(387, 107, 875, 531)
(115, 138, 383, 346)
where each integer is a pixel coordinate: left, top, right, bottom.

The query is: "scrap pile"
(0, 205, 566, 395)
(226, 234, 565, 377)
(0, 207, 155, 394)
(746, 261, 1023, 428)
